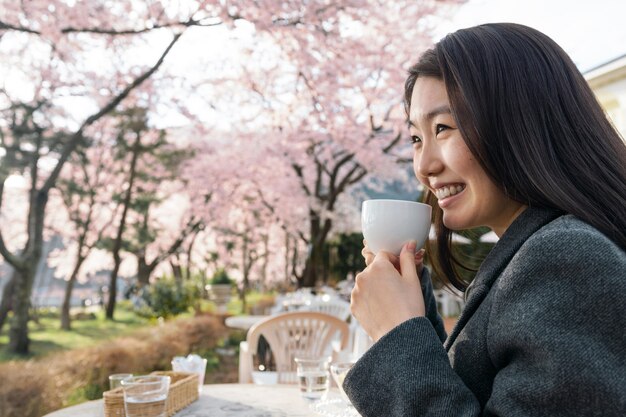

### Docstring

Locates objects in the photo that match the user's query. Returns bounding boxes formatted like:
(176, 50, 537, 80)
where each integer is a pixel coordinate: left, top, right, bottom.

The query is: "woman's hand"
(362, 239, 425, 275)
(351, 240, 426, 342)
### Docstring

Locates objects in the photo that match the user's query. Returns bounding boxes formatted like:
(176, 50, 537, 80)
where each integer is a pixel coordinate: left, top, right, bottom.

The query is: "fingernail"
(406, 240, 417, 252)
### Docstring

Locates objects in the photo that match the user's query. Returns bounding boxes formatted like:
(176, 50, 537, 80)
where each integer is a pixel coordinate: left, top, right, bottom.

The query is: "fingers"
(399, 240, 419, 281)
(373, 249, 393, 263)
(414, 248, 425, 276)
(361, 241, 375, 266)
(363, 239, 423, 272)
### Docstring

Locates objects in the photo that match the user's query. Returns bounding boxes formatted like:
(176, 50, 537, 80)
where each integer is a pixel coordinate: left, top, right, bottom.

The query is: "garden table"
(224, 315, 269, 330)
(43, 383, 335, 416)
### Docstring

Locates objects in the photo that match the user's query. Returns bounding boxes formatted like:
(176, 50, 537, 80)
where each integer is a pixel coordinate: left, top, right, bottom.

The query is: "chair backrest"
(433, 289, 464, 317)
(306, 297, 352, 321)
(246, 311, 350, 384)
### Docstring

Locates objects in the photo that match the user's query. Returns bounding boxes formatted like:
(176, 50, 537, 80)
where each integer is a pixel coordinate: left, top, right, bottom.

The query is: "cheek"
(414, 169, 427, 186)
(413, 155, 424, 182)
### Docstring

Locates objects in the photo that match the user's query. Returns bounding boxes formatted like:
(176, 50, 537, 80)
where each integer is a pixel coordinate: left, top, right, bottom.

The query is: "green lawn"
(0, 291, 275, 362)
(0, 302, 151, 362)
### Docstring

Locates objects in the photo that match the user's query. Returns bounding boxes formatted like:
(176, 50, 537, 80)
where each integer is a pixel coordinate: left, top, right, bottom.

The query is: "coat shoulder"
(521, 214, 625, 264)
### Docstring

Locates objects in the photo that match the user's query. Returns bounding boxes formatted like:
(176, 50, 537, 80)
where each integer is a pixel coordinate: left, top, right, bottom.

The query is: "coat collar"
(444, 206, 563, 350)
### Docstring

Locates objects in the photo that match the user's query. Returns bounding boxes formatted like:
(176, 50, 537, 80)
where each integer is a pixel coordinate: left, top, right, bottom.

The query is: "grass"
(0, 290, 275, 362)
(224, 290, 276, 315)
(0, 301, 150, 362)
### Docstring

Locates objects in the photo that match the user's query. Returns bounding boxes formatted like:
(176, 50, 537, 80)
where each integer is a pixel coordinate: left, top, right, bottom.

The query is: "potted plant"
(206, 269, 233, 313)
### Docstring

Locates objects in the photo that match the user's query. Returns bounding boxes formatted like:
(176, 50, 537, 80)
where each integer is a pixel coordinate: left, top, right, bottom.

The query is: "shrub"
(135, 278, 201, 319)
(0, 314, 227, 417)
(210, 269, 233, 286)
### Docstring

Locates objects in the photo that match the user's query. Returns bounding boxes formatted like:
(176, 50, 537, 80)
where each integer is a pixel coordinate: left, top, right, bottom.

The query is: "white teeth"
(435, 184, 465, 200)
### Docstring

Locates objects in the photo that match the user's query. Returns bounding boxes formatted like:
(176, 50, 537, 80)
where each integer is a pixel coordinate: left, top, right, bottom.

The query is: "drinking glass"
(294, 357, 331, 401)
(122, 375, 170, 417)
(330, 362, 355, 406)
(109, 373, 133, 390)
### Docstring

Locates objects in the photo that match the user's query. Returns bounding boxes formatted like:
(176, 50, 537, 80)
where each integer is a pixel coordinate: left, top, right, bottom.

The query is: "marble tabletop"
(43, 383, 357, 417)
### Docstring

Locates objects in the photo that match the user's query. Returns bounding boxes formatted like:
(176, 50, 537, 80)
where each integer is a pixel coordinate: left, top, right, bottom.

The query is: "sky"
(436, 0, 626, 72)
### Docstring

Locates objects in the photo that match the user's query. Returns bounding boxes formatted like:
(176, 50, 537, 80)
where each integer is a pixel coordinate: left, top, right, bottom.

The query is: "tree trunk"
(60, 256, 84, 330)
(200, 269, 208, 299)
(170, 258, 183, 283)
(284, 232, 291, 284)
(185, 232, 199, 280)
(8, 187, 47, 354)
(136, 256, 153, 286)
(300, 251, 319, 288)
(300, 216, 333, 287)
(239, 239, 249, 314)
(106, 253, 121, 319)
(106, 132, 142, 319)
(8, 263, 35, 354)
(260, 234, 269, 291)
(0, 269, 18, 333)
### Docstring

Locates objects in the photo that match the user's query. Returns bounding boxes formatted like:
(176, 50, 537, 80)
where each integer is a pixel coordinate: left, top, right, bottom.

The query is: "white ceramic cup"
(361, 199, 432, 255)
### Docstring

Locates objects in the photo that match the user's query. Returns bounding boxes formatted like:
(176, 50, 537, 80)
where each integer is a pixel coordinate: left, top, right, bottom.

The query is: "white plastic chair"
(434, 289, 464, 317)
(347, 316, 374, 361)
(238, 311, 350, 384)
(305, 295, 352, 321)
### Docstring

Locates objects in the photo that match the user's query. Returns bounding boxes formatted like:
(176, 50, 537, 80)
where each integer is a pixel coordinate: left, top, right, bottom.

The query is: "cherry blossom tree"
(52, 139, 120, 330)
(187, 1, 462, 287)
(0, 0, 466, 353)
(0, 0, 228, 354)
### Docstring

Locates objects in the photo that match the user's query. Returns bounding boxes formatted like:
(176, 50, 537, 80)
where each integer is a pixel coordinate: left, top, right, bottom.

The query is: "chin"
(441, 213, 468, 231)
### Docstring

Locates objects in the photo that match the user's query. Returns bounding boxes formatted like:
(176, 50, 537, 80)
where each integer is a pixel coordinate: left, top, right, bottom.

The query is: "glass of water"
(330, 362, 355, 406)
(109, 373, 133, 390)
(121, 375, 170, 417)
(294, 356, 331, 402)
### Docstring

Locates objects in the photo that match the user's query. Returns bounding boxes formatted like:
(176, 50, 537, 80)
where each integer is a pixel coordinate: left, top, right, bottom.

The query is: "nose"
(414, 141, 443, 179)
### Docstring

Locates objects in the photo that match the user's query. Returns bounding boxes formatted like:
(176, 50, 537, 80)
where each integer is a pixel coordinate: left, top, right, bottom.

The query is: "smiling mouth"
(434, 184, 465, 200)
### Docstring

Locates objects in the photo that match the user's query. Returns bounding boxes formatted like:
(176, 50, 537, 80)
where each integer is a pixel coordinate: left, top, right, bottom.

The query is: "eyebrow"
(408, 105, 452, 128)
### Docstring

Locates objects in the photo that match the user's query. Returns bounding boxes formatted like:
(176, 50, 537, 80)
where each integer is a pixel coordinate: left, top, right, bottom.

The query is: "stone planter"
(206, 284, 232, 313)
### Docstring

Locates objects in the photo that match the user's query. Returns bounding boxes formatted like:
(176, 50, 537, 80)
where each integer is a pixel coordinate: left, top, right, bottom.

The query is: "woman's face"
(409, 77, 526, 236)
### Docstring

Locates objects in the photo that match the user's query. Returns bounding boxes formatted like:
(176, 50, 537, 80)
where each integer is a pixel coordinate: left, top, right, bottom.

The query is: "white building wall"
(585, 55, 626, 141)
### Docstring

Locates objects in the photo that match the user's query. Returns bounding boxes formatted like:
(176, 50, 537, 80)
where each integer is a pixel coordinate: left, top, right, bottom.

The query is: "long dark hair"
(405, 23, 626, 290)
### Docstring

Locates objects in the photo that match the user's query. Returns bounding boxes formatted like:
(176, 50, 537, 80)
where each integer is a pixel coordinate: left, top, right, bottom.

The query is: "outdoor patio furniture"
(238, 311, 350, 384)
(43, 383, 327, 417)
(306, 295, 352, 321)
(270, 292, 352, 320)
(434, 289, 464, 317)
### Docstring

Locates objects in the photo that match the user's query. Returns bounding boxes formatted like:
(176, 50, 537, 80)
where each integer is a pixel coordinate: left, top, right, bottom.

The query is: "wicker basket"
(103, 371, 199, 417)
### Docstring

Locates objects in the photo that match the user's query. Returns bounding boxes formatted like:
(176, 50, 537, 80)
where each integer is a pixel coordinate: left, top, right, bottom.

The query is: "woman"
(345, 23, 626, 416)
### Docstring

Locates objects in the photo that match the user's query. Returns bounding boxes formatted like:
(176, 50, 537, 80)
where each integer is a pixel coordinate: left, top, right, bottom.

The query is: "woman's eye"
(435, 124, 449, 135)
(410, 135, 422, 144)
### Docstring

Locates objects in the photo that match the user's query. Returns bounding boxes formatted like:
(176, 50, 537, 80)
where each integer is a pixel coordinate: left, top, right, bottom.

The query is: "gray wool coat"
(343, 207, 626, 416)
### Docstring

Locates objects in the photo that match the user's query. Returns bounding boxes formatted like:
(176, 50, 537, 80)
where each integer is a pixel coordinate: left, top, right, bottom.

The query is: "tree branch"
(0, 18, 222, 37)
(149, 218, 203, 269)
(382, 131, 402, 154)
(41, 32, 184, 194)
(291, 163, 312, 196)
